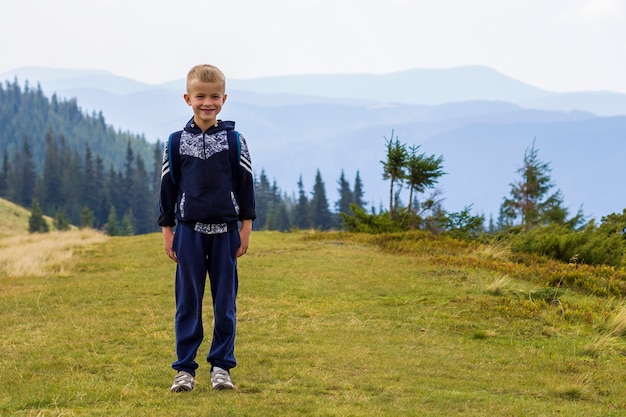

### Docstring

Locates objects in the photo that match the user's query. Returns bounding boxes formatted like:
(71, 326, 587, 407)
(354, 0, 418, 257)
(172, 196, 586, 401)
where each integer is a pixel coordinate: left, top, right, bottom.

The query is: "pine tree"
(335, 170, 353, 215)
(501, 140, 582, 231)
(105, 205, 119, 236)
(80, 206, 95, 229)
(352, 170, 365, 210)
(0, 149, 9, 197)
(152, 141, 164, 224)
(309, 170, 334, 229)
(82, 144, 98, 213)
(122, 141, 135, 218)
(93, 155, 108, 228)
(405, 144, 445, 214)
(254, 170, 272, 229)
(62, 147, 83, 223)
(265, 180, 285, 231)
(53, 210, 71, 231)
(42, 129, 62, 213)
(106, 167, 124, 227)
(130, 155, 154, 234)
(12, 136, 37, 207)
(29, 200, 49, 233)
(294, 175, 310, 229)
(381, 130, 408, 218)
(120, 210, 135, 236)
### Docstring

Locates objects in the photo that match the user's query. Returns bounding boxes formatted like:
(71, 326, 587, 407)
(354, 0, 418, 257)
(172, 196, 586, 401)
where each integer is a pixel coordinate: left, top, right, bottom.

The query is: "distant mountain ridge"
(5, 65, 626, 115)
(228, 66, 552, 104)
(2, 65, 625, 222)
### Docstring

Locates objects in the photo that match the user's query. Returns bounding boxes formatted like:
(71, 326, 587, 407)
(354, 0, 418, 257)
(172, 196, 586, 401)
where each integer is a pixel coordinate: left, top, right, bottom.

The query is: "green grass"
(2, 231, 626, 416)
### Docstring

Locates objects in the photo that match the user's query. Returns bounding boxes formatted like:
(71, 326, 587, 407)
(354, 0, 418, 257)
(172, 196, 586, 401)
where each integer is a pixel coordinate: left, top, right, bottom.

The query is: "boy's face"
(184, 80, 227, 131)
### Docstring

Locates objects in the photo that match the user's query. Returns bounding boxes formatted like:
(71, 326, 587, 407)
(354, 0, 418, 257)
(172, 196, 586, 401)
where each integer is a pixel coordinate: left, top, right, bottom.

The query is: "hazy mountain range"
(2, 65, 626, 222)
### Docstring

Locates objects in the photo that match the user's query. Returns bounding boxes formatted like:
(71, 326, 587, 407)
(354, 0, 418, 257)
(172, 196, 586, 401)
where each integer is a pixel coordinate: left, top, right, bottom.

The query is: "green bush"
(509, 223, 624, 268)
(340, 204, 420, 233)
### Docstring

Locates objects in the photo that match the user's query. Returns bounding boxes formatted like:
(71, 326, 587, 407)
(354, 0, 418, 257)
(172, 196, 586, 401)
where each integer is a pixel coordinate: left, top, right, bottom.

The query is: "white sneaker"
(171, 371, 195, 392)
(210, 367, 234, 390)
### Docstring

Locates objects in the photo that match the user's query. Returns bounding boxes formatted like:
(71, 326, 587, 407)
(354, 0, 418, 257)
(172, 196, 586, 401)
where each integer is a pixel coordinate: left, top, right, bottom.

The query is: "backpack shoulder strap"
(167, 131, 182, 186)
(227, 130, 241, 190)
(227, 130, 241, 163)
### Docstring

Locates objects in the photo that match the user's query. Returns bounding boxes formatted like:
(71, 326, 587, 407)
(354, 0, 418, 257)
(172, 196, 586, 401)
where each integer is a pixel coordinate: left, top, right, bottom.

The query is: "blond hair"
(186, 64, 226, 92)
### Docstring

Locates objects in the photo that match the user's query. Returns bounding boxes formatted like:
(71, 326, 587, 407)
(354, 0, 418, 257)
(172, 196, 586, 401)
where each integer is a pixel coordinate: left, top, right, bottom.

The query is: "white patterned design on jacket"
(180, 130, 228, 160)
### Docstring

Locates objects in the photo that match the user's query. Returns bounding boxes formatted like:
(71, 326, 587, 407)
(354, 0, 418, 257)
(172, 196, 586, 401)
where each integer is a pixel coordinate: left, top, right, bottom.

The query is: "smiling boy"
(158, 64, 256, 392)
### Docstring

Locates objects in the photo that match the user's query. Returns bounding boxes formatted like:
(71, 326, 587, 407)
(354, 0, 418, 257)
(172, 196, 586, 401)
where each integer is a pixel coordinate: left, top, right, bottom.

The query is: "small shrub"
(509, 223, 624, 268)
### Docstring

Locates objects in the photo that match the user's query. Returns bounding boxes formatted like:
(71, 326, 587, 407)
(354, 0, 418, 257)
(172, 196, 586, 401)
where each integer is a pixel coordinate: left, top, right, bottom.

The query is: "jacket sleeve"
(236, 133, 256, 222)
(158, 141, 179, 227)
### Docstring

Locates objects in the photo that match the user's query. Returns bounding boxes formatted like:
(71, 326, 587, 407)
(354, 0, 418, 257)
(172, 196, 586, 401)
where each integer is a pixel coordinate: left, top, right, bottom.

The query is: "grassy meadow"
(2, 224, 626, 416)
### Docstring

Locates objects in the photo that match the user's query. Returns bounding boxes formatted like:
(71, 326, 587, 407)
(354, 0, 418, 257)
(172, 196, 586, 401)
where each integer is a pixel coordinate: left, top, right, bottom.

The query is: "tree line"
(0, 128, 371, 234)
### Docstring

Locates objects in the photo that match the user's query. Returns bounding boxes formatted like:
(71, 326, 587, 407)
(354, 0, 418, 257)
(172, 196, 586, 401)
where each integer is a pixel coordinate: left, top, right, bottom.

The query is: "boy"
(158, 64, 256, 392)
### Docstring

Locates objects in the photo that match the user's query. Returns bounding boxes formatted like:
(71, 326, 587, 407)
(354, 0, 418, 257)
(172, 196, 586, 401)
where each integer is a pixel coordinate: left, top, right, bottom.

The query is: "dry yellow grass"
(0, 228, 107, 277)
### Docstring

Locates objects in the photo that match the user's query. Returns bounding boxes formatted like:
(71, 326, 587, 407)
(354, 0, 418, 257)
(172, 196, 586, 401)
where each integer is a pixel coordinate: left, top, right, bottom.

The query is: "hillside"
(2, 230, 626, 416)
(0, 197, 29, 237)
(0, 80, 156, 175)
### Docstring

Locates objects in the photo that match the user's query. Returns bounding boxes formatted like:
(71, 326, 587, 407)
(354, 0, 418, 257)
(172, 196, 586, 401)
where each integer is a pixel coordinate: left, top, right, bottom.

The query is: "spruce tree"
(121, 142, 135, 218)
(80, 206, 95, 229)
(13, 136, 37, 208)
(265, 180, 285, 231)
(42, 129, 62, 213)
(53, 210, 71, 231)
(501, 140, 582, 231)
(0, 149, 9, 198)
(82, 144, 98, 214)
(105, 205, 119, 236)
(335, 170, 353, 215)
(130, 155, 154, 234)
(254, 170, 272, 229)
(29, 200, 49, 233)
(294, 175, 310, 229)
(93, 156, 108, 228)
(352, 171, 365, 210)
(309, 170, 333, 230)
(152, 141, 164, 224)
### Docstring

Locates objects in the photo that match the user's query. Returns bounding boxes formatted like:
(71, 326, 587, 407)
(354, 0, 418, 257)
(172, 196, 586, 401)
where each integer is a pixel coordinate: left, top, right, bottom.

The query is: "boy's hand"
(162, 226, 178, 263)
(236, 220, 252, 258)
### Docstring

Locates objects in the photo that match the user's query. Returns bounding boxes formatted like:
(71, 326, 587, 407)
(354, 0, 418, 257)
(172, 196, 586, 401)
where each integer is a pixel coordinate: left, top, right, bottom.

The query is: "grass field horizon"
(3, 226, 626, 416)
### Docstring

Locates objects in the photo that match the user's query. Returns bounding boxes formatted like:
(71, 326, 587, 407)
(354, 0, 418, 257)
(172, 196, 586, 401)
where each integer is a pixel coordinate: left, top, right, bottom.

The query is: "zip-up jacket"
(158, 119, 256, 230)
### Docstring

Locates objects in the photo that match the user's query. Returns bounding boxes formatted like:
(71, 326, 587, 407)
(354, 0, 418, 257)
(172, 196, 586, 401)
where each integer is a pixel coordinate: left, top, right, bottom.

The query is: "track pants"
(171, 223, 240, 375)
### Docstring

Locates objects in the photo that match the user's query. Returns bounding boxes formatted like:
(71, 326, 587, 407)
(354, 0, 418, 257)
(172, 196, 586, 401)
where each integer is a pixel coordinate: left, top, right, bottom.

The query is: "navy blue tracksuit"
(158, 119, 256, 376)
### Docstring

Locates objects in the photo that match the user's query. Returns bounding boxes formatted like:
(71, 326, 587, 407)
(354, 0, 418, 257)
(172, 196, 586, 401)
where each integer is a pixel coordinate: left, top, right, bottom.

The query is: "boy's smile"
(184, 80, 227, 131)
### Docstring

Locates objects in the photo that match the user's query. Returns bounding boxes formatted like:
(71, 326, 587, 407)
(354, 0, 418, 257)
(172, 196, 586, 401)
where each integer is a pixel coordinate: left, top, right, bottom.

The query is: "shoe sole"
(171, 386, 193, 392)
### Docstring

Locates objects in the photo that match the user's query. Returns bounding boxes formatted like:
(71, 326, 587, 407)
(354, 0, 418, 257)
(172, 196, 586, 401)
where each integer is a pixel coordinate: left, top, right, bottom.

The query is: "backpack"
(167, 129, 241, 188)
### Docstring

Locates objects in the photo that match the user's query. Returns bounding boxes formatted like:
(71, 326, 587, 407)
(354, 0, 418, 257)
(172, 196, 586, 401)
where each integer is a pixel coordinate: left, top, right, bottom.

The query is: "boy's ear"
(183, 93, 191, 106)
(222, 93, 228, 104)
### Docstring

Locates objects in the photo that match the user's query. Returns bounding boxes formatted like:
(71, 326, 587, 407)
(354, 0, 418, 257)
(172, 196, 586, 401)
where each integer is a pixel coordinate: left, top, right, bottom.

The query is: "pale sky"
(1, 0, 625, 93)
